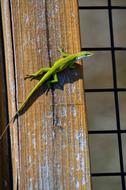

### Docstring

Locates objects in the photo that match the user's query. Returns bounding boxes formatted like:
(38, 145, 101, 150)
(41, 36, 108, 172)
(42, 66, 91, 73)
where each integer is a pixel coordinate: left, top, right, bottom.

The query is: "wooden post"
(1, 0, 91, 189)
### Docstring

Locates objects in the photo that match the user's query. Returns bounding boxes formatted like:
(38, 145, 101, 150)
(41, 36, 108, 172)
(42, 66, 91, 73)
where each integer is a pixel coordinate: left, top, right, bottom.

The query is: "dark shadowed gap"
(0, 4, 13, 190)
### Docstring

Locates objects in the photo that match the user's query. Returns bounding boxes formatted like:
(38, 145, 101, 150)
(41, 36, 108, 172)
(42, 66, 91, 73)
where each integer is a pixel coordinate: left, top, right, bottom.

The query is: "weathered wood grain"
(1, 0, 91, 189)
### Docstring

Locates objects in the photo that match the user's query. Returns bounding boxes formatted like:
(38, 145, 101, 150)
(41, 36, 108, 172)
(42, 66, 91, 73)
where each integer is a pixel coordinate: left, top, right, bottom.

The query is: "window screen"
(79, 1, 126, 189)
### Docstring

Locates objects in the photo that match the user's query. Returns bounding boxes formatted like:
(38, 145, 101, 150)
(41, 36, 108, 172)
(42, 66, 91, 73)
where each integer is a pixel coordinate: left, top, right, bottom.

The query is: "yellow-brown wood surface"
(1, 0, 91, 189)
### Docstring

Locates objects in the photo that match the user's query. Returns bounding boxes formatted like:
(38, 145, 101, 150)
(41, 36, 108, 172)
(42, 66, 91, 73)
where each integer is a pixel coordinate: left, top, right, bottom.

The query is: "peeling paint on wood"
(1, 0, 91, 189)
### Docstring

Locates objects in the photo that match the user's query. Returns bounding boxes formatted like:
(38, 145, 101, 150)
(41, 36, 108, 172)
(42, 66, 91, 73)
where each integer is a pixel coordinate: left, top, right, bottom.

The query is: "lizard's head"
(76, 51, 93, 61)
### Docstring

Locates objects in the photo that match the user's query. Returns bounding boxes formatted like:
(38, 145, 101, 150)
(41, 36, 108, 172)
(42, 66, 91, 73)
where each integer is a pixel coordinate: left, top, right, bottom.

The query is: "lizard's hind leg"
(24, 67, 50, 80)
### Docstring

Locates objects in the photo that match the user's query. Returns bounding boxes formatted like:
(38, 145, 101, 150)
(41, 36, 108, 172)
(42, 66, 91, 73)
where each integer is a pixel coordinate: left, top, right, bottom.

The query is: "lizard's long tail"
(0, 111, 19, 140)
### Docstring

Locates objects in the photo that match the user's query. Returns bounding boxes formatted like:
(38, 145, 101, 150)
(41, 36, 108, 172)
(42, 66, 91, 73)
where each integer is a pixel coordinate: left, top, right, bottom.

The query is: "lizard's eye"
(84, 53, 91, 57)
(84, 52, 94, 57)
(85, 53, 89, 56)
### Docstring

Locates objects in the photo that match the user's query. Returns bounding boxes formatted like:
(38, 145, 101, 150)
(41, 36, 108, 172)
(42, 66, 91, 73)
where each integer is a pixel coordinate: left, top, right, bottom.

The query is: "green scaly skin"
(0, 48, 93, 139)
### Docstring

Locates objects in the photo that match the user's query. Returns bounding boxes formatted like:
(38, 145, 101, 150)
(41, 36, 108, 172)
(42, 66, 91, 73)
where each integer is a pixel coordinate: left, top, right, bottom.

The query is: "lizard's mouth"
(76, 55, 91, 60)
(76, 52, 93, 61)
(76, 55, 86, 60)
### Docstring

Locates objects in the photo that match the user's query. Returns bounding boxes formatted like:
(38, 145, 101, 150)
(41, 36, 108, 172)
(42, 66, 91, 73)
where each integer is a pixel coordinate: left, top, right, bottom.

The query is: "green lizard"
(0, 48, 93, 139)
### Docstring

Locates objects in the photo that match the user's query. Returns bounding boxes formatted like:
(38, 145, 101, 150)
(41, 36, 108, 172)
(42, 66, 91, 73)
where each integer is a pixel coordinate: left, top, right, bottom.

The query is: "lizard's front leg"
(57, 48, 70, 57)
(24, 67, 50, 80)
(47, 73, 59, 89)
(68, 61, 76, 69)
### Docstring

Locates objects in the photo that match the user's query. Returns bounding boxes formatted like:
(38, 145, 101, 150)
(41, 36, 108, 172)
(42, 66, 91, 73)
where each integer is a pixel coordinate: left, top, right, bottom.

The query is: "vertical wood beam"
(1, 0, 91, 189)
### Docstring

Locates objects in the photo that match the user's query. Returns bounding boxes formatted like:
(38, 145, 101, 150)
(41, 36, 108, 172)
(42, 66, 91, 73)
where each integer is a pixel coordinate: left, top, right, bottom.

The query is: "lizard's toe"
(24, 75, 34, 80)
